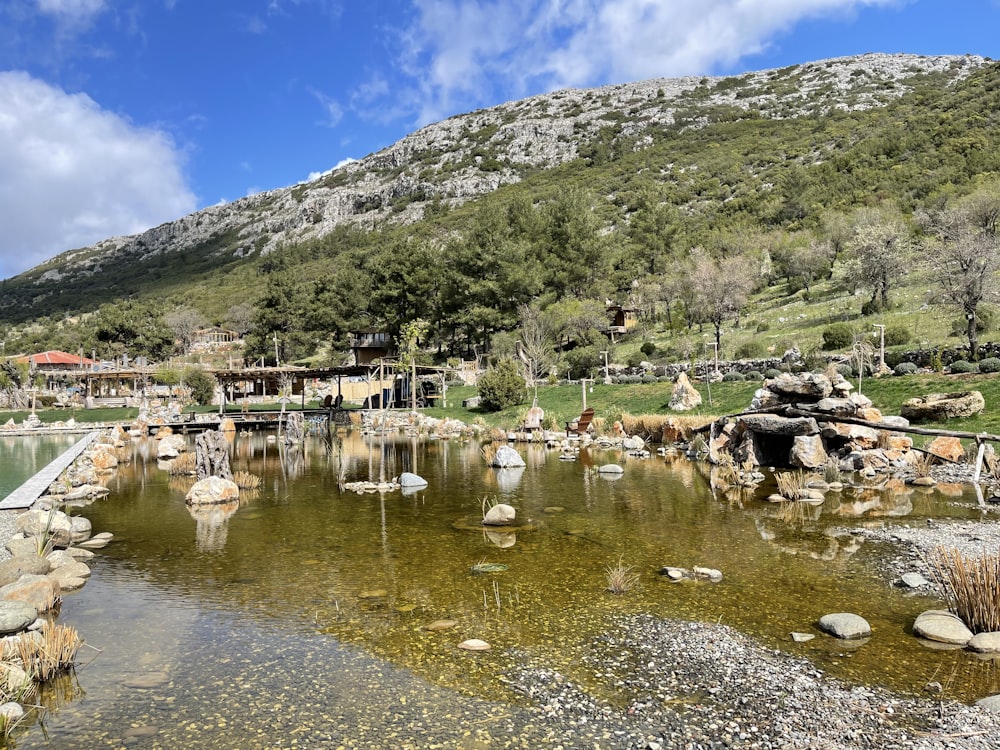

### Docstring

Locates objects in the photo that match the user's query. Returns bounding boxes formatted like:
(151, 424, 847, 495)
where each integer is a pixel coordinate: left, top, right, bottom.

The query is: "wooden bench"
(566, 407, 594, 436)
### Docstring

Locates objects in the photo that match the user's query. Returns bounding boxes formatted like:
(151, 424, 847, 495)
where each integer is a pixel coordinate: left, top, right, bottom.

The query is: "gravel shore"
(503, 613, 1000, 749)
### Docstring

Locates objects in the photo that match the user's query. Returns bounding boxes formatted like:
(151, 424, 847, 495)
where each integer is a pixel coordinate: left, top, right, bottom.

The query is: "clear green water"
(12, 430, 1000, 748)
(0, 434, 79, 496)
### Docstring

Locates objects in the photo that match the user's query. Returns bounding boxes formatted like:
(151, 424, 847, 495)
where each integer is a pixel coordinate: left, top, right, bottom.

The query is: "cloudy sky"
(1, 0, 998, 279)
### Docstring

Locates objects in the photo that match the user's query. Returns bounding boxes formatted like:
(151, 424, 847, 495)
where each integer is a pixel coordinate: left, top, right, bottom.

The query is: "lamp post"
(872, 324, 885, 368)
(600, 350, 611, 385)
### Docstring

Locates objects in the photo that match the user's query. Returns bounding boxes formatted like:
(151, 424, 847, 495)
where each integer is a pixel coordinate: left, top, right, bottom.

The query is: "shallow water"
(13, 430, 1000, 747)
(0, 433, 79, 497)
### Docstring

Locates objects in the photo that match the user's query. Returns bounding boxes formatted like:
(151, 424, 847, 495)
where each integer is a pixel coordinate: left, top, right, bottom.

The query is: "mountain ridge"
(7, 52, 985, 305)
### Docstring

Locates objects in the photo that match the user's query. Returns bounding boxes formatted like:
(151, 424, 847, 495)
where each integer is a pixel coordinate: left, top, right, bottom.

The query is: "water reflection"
(11, 428, 1000, 748)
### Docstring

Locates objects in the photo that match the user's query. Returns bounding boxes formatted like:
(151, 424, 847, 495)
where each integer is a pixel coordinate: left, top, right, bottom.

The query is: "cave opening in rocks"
(751, 431, 795, 468)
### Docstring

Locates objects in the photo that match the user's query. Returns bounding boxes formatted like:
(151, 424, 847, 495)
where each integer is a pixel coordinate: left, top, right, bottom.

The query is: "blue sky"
(1, 0, 998, 280)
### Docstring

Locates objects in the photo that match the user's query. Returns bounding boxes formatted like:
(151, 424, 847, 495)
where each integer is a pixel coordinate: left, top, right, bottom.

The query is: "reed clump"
(619, 413, 712, 443)
(606, 556, 638, 594)
(929, 546, 1000, 634)
(480, 442, 499, 466)
(233, 470, 262, 490)
(774, 470, 809, 501)
(15, 623, 82, 682)
(168, 452, 196, 476)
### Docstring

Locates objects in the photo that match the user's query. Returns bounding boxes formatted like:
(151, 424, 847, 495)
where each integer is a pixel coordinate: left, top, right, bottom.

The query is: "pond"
(0, 433, 81, 497)
(13, 429, 1000, 747)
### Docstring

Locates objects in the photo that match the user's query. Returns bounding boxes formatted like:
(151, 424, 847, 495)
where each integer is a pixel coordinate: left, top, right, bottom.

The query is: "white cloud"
(395, 0, 901, 124)
(35, 0, 107, 24)
(304, 157, 357, 183)
(309, 88, 344, 127)
(0, 72, 197, 278)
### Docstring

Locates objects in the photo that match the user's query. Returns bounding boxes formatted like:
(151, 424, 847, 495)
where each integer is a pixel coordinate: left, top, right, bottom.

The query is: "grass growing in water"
(606, 556, 638, 594)
(929, 546, 1000, 634)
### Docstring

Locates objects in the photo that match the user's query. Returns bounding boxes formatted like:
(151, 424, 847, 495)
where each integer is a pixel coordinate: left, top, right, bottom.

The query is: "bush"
(734, 339, 768, 359)
(641, 373, 658, 384)
(978, 357, 1000, 374)
(894, 362, 919, 376)
(951, 306, 997, 337)
(949, 360, 978, 374)
(183, 368, 216, 405)
(764, 368, 783, 379)
(722, 371, 746, 381)
(477, 358, 527, 412)
(755, 321, 770, 332)
(639, 341, 657, 356)
(821, 323, 854, 351)
(883, 324, 911, 346)
(836, 364, 854, 378)
(744, 370, 763, 380)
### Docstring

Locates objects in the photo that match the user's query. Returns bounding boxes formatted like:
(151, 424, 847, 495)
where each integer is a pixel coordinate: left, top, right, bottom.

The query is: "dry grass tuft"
(16, 623, 82, 682)
(233, 470, 262, 490)
(168, 452, 196, 476)
(605, 556, 639, 594)
(914, 452, 935, 479)
(480, 442, 499, 466)
(348, 411, 363, 427)
(775, 470, 809, 500)
(929, 546, 1000, 634)
(620, 413, 712, 443)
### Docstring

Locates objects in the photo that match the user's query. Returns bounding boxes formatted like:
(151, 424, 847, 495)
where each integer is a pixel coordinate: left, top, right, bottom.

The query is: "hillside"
(1, 52, 999, 371)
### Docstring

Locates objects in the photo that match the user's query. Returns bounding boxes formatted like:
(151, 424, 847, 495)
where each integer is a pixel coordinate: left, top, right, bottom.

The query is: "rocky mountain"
(0, 52, 988, 320)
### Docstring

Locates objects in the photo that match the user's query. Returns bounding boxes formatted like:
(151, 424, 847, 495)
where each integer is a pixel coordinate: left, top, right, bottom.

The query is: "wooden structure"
(350, 332, 395, 365)
(566, 407, 595, 436)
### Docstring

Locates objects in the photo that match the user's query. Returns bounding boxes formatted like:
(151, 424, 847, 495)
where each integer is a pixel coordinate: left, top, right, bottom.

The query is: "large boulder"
(157, 433, 188, 459)
(491, 446, 525, 468)
(767, 372, 833, 401)
(900, 391, 985, 422)
(0, 574, 60, 613)
(739, 415, 819, 436)
(185, 476, 240, 505)
(926, 436, 965, 464)
(913, 609, 973, 646)
(0, 601, 37, 635)
(0, 556, 51, 587)
(483, 503, 516, 526)
(818, 612, 871, 640)
(790, 435, 828, 469)
(15, 509, 73, 547)
(669, 372, 702, 411)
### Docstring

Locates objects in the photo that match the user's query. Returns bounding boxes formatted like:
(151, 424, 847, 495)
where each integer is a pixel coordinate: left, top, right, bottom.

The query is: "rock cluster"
(710, 371, 921, 474)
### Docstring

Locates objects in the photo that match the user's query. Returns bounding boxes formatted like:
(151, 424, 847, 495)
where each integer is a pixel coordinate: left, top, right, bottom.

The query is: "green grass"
(6, 371, 998, 449)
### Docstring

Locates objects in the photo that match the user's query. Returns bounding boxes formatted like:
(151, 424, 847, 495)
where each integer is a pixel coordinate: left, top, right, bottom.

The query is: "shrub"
(641, 373, 658, 384)
(734, 339, 768, 359)
(639, 341, 657, 356)
(183, 368, 216, 405)
(883, 324, 911, 346)
(722, 371, 746, 381)
(821, 323, 854, 351)
(744, 370, 763, 380)
(894, 362, 919, 376)
(477, 358, 527, 412)
(764, 368, 783, 379)
(836, 364, 854, 378)
(978, 357, 1000, 374)
(949, 360, 978, 374)
(755, 321, 770, 333)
